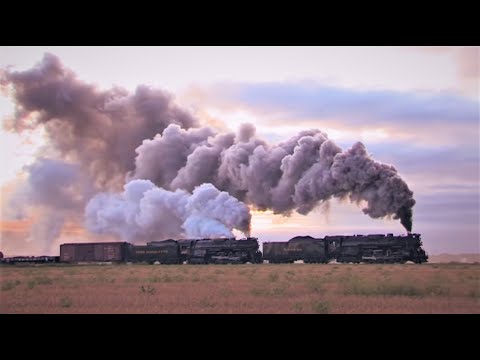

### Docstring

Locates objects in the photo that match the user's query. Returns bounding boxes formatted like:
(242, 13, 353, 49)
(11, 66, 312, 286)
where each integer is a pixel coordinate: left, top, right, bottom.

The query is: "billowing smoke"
(1, 53, 199, 249)
(1, 54, 416, 253)
(5, 158, 89, 253)
(1, 52, 198, 190)
(130, 124, 415, 231)
(85, 180, 251, 241)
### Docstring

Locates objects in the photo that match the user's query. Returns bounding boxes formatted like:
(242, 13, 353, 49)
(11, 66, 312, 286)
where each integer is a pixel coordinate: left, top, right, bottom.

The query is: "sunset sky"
(0, 46, 478, 255)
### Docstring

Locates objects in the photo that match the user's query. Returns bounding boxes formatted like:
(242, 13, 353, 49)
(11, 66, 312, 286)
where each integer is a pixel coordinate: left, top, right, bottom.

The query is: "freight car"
(60, 242, 131, 263)
(0, 255, 60, 264)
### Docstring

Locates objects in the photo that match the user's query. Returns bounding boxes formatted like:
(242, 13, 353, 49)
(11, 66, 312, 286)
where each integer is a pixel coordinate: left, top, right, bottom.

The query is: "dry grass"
(0, 263, 479, 313)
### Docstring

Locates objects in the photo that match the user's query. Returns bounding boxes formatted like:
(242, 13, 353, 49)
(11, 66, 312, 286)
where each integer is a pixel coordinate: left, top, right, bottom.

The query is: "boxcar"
(60, 242, 130, 263)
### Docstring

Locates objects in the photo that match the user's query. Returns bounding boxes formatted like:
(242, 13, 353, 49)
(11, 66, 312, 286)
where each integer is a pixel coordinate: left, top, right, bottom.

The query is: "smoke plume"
(85, 180, 251, 241)
(1, 53, 198, 190)
(4, 158, 89, 253)
(1, 53, 416, 253)
(130, 124, 415, 231)
(1, 53, 199, 249)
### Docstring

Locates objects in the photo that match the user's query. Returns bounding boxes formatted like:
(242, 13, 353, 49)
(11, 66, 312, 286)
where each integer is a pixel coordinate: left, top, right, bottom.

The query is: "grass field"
(1, 263, 479, 313)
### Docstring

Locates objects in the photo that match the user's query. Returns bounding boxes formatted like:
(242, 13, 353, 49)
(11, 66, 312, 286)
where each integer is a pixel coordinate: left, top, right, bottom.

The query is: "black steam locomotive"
(263, 233, 428, 264)
(57, 237, 263, 265)
(1, 233, 428, 265)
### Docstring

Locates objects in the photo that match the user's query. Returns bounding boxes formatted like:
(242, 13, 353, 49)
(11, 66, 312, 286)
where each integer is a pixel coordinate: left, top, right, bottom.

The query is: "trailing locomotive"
(55, 237, 262, 265)
(1, 233, 428, 265)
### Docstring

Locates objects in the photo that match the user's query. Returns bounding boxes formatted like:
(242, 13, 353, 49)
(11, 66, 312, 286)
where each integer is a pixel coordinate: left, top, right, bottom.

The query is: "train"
(0, 233, 428, 265)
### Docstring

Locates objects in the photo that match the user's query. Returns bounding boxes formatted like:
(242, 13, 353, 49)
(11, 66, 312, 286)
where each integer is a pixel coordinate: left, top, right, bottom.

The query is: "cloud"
(412, 46, 479, 80)
(407, 46, 479, 97)
(358, 141, 479, 186)
(456, 47, 479, 79)
(186, 81, 479, 161)
(200, 82, 477, 126)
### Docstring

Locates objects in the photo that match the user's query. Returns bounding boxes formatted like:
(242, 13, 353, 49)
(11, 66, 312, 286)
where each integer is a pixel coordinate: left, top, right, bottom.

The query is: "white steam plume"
(85, 180, 251, 242)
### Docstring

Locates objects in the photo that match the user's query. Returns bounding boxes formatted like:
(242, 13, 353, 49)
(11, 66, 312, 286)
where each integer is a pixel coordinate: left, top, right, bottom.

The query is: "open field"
(1, 263, 479, 314)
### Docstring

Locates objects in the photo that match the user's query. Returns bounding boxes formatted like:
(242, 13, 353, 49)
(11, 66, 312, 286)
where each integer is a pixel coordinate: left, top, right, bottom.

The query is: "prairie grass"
(1, 280, 20, 291)
(198, 297, 217, 309)
(312, 300, 329, 314)
(306, 276, 324, 293)
(59, 297, 72, 308)
(140, 285, 156, 295)
(33, 275, 53, 285)
(342, 277, 423, 297)
(292, 302, 304, 313)
(268, 272, 279, 282)
(1, 263, 479, 313)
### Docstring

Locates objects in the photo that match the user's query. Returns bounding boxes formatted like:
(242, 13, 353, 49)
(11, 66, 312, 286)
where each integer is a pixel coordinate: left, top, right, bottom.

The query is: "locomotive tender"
(1, 233, 428, 265)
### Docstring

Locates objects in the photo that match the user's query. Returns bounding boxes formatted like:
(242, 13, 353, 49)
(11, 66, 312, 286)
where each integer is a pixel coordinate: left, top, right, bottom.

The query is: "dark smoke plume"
(1, 54, 415, 253)
(395, 206, 413, 232)
(130, 124, 415, 231)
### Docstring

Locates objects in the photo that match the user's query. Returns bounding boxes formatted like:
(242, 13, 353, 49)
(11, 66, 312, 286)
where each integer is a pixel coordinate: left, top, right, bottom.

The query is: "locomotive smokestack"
(240, 217, 251, 237)
(396, 205, 414, 233)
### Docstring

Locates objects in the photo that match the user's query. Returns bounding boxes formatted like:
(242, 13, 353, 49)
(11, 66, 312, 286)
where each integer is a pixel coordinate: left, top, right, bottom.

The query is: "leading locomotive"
(263, 233, 428, 264)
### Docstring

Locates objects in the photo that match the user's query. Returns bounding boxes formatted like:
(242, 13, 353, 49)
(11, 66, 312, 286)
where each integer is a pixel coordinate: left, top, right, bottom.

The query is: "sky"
(0, 46, 478, 256)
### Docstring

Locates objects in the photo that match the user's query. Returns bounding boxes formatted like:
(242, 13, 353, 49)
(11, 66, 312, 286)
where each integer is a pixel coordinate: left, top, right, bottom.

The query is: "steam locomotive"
(57, 237, 263, 265)
(263, 233, 428, 264)
(0, 233, 428, 265)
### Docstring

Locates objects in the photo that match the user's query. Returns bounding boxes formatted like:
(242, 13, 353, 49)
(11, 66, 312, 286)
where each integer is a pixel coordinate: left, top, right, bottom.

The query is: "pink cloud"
(456, 47, 479, 79)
